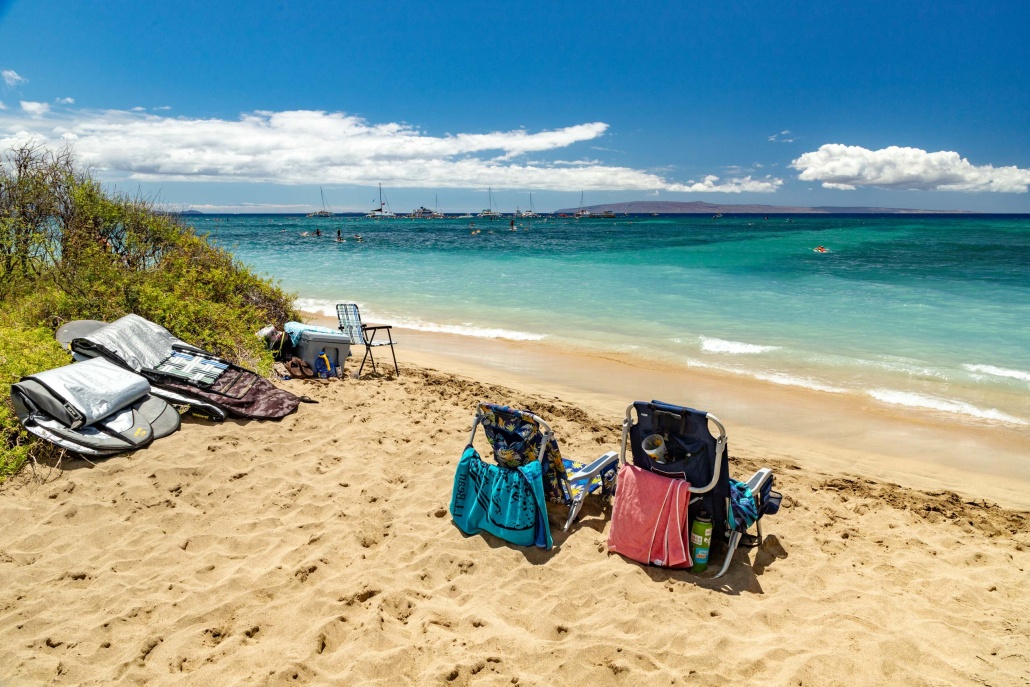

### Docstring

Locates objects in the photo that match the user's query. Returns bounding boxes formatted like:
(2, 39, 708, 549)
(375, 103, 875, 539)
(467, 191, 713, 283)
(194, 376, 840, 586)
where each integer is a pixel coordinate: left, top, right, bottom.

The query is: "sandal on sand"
(298, 359, 315, 378)
(287, 357, 305, 378)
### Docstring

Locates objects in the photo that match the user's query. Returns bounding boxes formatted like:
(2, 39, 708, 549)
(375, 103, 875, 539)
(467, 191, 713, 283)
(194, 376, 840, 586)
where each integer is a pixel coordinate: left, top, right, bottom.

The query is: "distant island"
(552, 201, 968, 214)
(157, 208, 205, 216)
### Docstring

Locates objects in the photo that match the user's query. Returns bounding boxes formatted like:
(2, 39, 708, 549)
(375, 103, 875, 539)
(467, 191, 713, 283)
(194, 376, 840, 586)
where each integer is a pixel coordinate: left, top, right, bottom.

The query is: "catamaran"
(516, 192, 539, 218)
(307, 187, 334, 218)
(477, 187, 502, 219)
(366, 183, 396, 219)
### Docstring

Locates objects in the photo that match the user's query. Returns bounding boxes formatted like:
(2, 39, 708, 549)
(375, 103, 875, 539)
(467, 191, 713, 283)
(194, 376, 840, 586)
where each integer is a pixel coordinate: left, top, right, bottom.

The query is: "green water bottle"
(690, 512, 713, 573)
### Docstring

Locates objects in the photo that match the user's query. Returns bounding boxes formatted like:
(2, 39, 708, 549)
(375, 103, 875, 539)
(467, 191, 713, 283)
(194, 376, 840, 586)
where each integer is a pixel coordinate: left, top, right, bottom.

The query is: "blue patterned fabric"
(334, 304, 366, 345)
(450, 446, 552, 549)
(476, 403, 612, 506)
(727, 478, 760, 532)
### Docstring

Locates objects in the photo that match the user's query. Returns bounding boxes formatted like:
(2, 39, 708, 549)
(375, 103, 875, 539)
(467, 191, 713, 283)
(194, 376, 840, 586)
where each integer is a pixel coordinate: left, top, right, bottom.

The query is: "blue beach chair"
(620, 401, 781, 577)
(450, 403, 619, 549)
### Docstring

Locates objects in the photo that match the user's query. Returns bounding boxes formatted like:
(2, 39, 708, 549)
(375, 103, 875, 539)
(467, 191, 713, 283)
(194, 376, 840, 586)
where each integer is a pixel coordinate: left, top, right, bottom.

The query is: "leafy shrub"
(0, 143, 297, 480)
(0, 323, 70, 478)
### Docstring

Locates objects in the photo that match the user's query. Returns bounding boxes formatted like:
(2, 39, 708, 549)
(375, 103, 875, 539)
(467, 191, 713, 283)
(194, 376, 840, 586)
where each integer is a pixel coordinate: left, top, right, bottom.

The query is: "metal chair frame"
(335, 304, 399, 377)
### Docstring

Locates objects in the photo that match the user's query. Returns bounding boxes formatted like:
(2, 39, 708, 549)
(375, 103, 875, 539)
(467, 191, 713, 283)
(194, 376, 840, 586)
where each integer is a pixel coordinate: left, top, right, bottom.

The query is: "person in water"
(315, 228, 321, 237)
(337, 229, 341, 240)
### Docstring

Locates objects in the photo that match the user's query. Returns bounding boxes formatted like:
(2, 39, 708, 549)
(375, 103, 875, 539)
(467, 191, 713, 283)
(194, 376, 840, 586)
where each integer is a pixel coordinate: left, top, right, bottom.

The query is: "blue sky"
(1, 0, 1028, 212)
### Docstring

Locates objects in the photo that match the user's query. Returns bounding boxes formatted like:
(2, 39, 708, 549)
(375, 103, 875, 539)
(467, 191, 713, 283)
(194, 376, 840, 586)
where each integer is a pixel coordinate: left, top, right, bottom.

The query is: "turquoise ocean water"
(198, 214, 1030, 427)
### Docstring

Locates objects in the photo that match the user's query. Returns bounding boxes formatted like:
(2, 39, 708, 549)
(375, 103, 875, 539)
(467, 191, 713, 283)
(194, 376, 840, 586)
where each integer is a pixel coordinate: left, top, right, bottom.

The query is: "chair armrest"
(746, 468, 773, 492)
(566, 451, 619, 482)
(362, 324, 392, 331)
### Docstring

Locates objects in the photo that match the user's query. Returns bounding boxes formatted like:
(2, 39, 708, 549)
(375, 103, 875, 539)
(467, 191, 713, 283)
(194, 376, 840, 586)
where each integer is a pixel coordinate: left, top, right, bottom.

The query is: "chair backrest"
(474, 403, 570, 504)
(335, 304, 365, 345)
(622, 400, 731, 539)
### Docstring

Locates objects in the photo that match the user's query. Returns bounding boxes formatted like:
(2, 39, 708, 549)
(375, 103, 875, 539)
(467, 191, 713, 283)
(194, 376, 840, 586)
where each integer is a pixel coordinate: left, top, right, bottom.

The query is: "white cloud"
(55, 97, 75, 105)
(157, 202, 311, 213)
(20, 101, 50, 117)
(0, 107, 783, 192)
(154, 106, 172, 111)
(768, 130, 794, 143)
(0, 101, 6, 111)
(131, 106, 146, 112)
(792, 144, 1030, 192)
(2, 70, 27, 87)
(672, 175, 782, 193)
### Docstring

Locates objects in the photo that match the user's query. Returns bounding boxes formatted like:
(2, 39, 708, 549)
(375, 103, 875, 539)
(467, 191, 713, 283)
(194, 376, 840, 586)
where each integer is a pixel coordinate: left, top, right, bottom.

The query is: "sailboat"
(366, 183, 396, 219)
(574, 191, 591, 219)
(307, 187, 334, 218)
(432, 194, 445, 219)
(517, 192, 539, 218)
(477, 187, 502, 219)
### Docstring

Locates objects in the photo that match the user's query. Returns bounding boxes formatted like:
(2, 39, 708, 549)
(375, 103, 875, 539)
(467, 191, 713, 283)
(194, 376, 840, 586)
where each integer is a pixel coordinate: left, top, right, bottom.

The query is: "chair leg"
(714, 531, 742, 578)
(563, 492, 585, 532)
(358, 347, 371, 377)
(387, 330, 398, 375)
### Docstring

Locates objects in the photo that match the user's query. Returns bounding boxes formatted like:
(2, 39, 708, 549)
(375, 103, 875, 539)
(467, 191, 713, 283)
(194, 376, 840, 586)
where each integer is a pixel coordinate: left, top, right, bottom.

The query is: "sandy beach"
(1, 329, 1029, 686)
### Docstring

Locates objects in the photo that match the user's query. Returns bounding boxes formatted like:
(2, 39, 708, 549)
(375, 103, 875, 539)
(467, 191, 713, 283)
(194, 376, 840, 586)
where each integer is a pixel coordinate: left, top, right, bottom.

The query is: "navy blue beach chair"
(620, 401, 781, 577)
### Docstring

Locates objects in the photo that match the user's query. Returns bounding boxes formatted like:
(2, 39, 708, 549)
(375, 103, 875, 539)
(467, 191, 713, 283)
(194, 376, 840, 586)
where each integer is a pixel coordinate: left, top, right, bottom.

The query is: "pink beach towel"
(607, 464, 692, 568)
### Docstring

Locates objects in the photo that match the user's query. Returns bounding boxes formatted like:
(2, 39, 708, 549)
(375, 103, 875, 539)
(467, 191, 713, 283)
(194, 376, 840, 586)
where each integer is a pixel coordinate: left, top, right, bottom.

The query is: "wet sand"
(307, 313, 1030, 509)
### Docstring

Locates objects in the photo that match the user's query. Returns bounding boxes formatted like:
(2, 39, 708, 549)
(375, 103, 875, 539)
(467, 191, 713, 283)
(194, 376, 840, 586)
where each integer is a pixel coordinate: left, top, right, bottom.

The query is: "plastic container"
(642, 433, 667, 462)
(296, 330, 351, 377)
(690, 513, 713, 573)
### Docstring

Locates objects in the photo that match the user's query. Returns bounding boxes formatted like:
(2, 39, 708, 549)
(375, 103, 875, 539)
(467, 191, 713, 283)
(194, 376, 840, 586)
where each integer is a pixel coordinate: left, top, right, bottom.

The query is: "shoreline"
(301, 310, 1030, 509)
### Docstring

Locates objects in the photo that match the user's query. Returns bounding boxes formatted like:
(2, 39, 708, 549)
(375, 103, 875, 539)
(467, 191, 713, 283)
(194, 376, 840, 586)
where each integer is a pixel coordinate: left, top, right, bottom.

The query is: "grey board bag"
(11, 358, 181, 457)
(60, 317, 228, 421)
(69, 314, 300, 421)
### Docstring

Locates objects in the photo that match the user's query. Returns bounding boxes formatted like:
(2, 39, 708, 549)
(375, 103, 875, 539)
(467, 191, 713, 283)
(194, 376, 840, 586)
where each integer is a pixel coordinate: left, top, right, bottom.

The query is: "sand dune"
(1, 365, 1028, 686)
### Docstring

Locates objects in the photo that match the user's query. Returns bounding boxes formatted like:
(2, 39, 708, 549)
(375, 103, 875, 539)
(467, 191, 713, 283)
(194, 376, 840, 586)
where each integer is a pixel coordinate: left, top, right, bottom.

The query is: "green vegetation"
(1, 143, 297, 480)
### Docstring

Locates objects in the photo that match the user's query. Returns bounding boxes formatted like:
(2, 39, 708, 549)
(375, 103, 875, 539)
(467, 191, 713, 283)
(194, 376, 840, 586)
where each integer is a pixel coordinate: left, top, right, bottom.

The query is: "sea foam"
(293, 298, 545, 341)
(962, 364, 1030, 383)
(867, 389, 1027, 425)
(699, 336, 779, 355)
(686, 358, 848, 393)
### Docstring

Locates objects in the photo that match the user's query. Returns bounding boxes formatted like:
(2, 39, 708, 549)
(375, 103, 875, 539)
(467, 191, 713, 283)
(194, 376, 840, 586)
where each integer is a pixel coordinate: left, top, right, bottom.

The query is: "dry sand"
(1, 356, 1029, 685)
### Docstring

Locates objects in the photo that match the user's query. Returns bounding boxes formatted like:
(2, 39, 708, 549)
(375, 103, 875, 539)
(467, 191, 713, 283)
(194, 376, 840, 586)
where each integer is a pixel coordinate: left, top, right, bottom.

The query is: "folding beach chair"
(620, 401, 780, 578)
(451, 403, 619, 547)
(335, 303, 398, 377)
